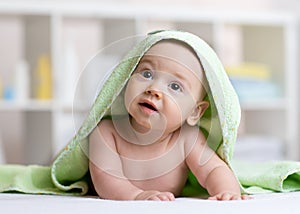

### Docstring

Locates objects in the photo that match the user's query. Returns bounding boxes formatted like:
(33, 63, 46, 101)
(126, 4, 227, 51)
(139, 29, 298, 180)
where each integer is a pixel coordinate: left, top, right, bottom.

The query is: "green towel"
(0, 30, 300, 196)
(232, 160, 300, 194)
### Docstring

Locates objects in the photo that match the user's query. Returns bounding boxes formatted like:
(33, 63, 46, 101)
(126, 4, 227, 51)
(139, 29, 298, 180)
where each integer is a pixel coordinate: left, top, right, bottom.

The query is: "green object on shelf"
(1, 30, 300, 197)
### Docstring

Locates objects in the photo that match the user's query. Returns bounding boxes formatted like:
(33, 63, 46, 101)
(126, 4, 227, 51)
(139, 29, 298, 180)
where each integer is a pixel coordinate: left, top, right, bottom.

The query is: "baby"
(89, 39, 249, 201)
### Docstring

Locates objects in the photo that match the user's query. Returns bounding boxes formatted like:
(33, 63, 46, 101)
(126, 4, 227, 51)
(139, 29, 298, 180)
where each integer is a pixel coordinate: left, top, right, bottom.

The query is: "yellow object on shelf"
(225, 62, 271, 80)
(35, 55, 52, 100)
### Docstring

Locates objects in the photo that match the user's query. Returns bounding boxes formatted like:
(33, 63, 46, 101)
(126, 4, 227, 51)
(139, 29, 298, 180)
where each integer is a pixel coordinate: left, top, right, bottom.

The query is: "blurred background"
(0, 0, 299, 165)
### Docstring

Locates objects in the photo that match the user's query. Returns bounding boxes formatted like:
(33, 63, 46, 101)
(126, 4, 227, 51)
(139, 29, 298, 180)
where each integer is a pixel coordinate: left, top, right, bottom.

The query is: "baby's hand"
(135, 190, 175, 201)
(208, 192, 252, 200)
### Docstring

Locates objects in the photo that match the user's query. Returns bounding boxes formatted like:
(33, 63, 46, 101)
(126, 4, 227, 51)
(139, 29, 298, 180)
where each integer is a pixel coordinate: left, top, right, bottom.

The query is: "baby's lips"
(139, 100, 158, 112)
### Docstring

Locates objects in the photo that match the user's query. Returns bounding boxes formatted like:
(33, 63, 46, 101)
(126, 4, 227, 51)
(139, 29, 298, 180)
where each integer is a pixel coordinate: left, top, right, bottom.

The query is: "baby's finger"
(156, 194, 170, 201)
(241, 194, 253, 200)
(220, 193, 232, 200)
(148, 195, 161, 201)
(157, 192, 175, 201)
(208, 195, 218, 200)
(164, 192, 175, 201)
(231, 195, 241, 200)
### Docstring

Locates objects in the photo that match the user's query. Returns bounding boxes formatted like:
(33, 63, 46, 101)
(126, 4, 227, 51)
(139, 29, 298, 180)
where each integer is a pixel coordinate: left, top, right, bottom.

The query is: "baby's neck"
(112, 116, 175, 146)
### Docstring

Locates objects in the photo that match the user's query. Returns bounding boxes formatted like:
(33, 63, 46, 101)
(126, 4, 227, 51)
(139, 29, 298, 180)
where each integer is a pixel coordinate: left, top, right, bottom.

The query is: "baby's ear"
(187, 101, 209, 126)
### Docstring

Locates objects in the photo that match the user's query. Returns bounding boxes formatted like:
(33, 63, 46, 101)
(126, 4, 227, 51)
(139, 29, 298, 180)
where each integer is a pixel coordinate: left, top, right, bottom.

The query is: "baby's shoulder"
(97, 119, 114, 130)
(90, 119, 117, 148)
(180, 123, 206, 148)
(90, 119, 115, 140)
(181, 123, 204, 139)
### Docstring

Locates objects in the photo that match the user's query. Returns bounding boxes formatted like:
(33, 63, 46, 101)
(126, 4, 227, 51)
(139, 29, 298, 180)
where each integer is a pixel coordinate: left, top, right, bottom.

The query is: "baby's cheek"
(177, 96, 197, 116)
(124, 81, 139, 108)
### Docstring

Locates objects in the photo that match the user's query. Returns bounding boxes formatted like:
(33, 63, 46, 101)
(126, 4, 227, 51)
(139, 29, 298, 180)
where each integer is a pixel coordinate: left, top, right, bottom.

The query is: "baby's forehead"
(141, 40, 204, 80)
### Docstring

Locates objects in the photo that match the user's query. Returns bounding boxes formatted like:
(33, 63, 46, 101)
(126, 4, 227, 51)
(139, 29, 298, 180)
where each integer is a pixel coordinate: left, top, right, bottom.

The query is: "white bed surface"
(1, 192, 300, 214)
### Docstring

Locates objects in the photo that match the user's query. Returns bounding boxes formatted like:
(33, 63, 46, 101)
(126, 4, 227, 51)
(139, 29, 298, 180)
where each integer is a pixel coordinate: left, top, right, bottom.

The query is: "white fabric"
(1, 192, 300, 214)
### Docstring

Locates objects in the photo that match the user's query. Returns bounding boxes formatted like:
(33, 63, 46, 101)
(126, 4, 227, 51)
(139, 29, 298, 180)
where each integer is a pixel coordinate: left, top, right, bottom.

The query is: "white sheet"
(1, 192, 300, 214)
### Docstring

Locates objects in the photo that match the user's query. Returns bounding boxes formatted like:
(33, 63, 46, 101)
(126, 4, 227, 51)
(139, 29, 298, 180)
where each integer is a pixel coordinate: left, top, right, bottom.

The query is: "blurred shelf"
(240, 98, 287, 111)
(0, 100, 91, 112)
(57, 102, 91, 113)
(0, 99, 53, 111)
(234, 134, 284, 162)
(0, 1, 296, 24)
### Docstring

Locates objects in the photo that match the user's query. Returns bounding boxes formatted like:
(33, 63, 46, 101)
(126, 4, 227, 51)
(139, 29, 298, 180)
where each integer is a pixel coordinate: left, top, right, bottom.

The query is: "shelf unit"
(0, 1, 299, 164)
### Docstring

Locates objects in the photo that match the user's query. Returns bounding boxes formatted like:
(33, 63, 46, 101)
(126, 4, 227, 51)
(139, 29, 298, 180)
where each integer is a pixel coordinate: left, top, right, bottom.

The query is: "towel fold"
(233, 160, 300, 194)
(0, 164, 89, 195)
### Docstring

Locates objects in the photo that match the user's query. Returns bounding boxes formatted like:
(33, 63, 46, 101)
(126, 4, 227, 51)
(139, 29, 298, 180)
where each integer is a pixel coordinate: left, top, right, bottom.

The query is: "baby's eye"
(169, 82, 183, 92)
(140, 70, 153, 79)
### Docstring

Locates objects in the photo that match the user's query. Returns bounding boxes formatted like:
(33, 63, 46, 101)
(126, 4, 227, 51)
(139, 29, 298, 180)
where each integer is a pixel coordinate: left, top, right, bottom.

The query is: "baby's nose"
(145, 88, 163, 99)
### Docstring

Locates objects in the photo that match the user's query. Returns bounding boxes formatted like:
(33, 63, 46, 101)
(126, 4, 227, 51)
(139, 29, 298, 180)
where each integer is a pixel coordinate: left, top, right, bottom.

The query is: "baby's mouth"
(139, 102, 158, 112)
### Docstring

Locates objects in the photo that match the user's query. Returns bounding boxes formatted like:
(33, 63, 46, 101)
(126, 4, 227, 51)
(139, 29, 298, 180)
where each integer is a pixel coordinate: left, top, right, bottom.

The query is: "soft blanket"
(1, 30, 300, 196)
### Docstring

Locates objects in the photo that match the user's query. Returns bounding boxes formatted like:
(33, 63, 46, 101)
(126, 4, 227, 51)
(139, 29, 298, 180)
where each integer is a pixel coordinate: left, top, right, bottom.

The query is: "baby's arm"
(89, 121, 175, 201)
(89, 161, 142, 200)
(89, 161, 174, 200)
(186, 132, 249, 200)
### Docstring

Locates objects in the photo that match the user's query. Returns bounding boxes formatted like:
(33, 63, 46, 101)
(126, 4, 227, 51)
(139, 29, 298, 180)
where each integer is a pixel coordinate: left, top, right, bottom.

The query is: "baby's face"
(124, 40, 205, 132)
